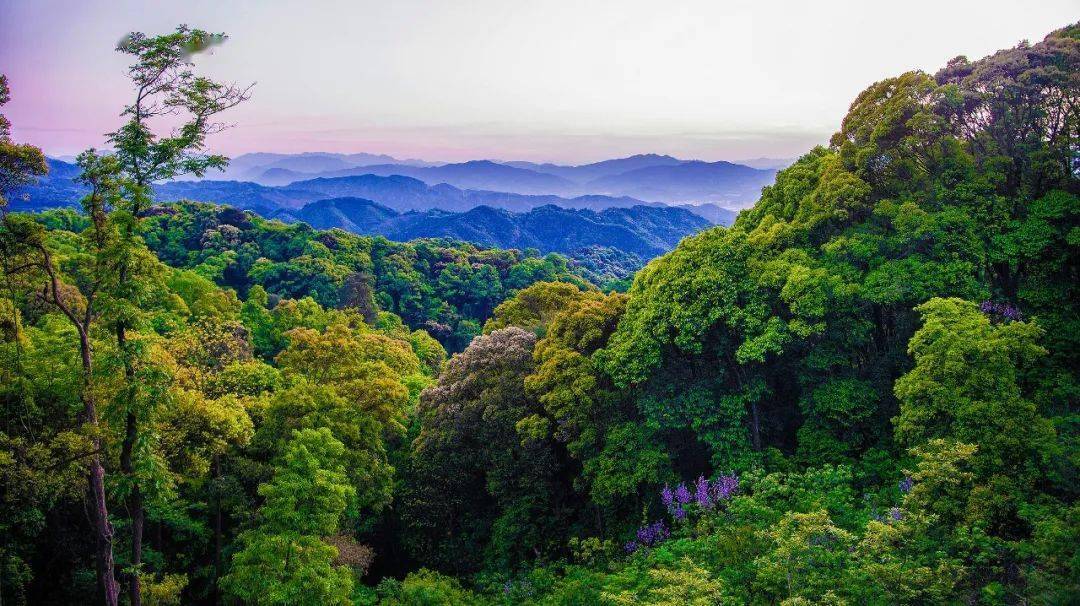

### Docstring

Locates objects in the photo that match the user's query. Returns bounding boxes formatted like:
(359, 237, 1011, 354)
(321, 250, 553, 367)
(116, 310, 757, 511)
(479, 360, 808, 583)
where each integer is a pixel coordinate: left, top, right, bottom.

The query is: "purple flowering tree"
(695, 476, 711, 508)
(980, 300, 1022, 322)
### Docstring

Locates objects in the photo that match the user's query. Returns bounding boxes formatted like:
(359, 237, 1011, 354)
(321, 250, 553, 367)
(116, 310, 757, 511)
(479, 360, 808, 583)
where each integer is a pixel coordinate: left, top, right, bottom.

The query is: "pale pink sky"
(2, 0, 1076, 163)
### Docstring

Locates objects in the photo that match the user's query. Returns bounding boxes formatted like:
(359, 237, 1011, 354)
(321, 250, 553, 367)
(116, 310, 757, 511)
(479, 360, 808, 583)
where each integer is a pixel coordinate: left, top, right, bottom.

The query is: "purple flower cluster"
(625, 520, 670, 553)
(660, 485, 674, 508)
(898, 476, 913, 494)
(660, 474, 740, 520)
(711, 474, 739, 501)
(674, 483, 692, 505)
(980, 300, 1022, 322)
(695, 476, 711, 508)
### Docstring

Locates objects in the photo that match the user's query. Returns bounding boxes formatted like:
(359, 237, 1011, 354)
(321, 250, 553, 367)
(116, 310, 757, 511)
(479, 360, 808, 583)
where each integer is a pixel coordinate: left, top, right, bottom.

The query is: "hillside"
(291, 160, 580, 195)
(13, 162, 709, 214)
(287, 197, 711, 257)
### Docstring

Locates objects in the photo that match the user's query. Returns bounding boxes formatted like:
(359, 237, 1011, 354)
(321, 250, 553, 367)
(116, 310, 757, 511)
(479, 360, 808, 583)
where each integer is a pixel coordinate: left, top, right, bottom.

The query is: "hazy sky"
(1, 1, 1076, 164)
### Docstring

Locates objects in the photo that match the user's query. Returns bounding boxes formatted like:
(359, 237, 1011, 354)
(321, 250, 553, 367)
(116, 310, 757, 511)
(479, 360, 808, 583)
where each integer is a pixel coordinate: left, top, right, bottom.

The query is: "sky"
(1, 0, 1076, 164)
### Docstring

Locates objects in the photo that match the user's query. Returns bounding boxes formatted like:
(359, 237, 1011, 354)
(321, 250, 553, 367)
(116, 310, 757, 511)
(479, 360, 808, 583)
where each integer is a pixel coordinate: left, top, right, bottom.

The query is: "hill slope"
(288, 197, 711, 258)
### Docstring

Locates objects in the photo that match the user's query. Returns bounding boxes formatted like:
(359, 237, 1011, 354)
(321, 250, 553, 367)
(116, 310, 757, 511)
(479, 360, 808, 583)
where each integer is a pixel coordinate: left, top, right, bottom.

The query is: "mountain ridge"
(13, 159, 738, 225)
(284, 197, 713, 258)
(177, 152, 777, 205)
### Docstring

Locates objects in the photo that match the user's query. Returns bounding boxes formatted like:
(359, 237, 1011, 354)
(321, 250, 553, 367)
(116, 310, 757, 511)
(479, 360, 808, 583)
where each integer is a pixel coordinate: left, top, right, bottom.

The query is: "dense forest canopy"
(0, 21, 1077, 606)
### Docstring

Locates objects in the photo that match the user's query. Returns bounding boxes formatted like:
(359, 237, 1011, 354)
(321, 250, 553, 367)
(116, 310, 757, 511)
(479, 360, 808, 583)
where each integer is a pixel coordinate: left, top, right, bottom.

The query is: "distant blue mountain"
(303, 160, 580, 195)
(676, 203, 738, 225)
(196, 151, 776, 206)
(504, 153, 684, 182)
(285, 174, 663, 213)
(585, 160, 776, 204)
(196, 151, 435, 183)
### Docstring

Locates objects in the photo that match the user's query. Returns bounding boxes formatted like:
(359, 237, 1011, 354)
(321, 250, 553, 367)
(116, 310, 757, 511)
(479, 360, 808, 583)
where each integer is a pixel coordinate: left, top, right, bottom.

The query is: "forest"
(0, 21, 1077, 606)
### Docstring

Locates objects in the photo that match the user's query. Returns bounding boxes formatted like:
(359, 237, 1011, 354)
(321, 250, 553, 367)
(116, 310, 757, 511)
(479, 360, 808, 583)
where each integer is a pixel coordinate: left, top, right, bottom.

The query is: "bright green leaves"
(599, 227, 757, 387)
(223, 428, 356, 605)
(831, 71, 944, 196)
(894, 298, 1055, 483)
(257, 428, 355, 536)
(752, 510, 855, 602)
(895, 298, 1060, 542)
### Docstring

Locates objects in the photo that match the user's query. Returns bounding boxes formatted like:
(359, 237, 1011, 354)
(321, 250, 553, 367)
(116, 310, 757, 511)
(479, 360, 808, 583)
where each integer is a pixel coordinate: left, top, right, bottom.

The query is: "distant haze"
(1, 0, 1075, 163)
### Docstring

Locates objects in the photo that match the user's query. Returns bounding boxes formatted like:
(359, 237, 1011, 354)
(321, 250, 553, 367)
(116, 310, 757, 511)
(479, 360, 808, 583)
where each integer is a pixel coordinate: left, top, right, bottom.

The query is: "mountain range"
(195, 151, 438, 183)
(197, 152, 779, 206)
(13, 159, 739, 226)
(11, 155, 741, 271)
(280, 197, 713, 258)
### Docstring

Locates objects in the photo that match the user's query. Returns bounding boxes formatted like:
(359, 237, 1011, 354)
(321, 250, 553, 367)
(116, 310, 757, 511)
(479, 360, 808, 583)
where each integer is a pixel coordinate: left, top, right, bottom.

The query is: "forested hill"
(91, 201, 612, 351)
(284, 197, 712, 257)
(1, 21, 1078, 606)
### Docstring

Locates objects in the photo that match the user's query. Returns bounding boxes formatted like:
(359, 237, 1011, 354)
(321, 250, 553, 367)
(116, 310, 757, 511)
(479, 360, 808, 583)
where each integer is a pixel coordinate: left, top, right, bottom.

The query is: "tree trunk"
(749, 400, 762, 451)
(118, 321, 143, 606)
(79, 332, 120, 606)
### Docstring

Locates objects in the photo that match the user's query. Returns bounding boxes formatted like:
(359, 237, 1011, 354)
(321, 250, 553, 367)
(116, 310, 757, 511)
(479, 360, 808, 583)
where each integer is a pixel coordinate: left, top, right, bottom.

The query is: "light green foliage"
(894, 298, 1056, 496)
(484, 281, 592, 336)
(603, 557, 731, 606)
(752, 511, 855, 602)
(376, 569, 487, 606)
(222, 428, 356, 605)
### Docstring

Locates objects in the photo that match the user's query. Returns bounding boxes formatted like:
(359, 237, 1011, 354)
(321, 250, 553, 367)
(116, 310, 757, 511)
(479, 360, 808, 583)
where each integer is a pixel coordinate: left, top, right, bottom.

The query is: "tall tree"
(222, 428, 356, 606)
(102, 26, 251, 606)
(1, 151, 124, 606)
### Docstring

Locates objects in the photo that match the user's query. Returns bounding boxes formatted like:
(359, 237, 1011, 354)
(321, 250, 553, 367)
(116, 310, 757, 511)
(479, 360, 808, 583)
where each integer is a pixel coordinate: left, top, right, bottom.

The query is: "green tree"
(99, 26, 252, 606)
(0, 155, 127, 605)
(894, 298, 1056, 518)
(222, 428, 356, 605)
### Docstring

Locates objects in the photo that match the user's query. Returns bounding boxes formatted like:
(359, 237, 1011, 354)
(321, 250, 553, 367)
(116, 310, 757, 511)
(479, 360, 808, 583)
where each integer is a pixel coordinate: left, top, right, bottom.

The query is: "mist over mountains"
(16, 159, 736, 224)
(198, 151, 439, 183)
(197, 152, 780, 206)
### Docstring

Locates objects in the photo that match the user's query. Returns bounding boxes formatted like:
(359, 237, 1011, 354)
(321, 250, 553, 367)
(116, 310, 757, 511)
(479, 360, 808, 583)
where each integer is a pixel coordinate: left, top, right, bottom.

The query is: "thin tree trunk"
(118, 322, 143, 606)
(116, 210, 143, 604)
(79, 331, 120, 606)
(36, 242, 119, 606)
